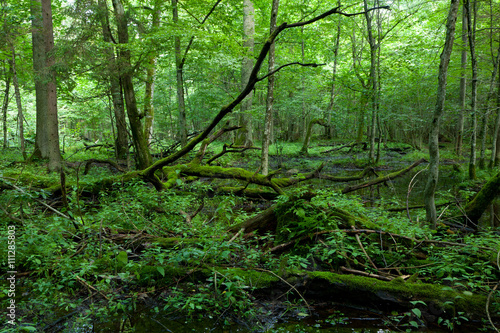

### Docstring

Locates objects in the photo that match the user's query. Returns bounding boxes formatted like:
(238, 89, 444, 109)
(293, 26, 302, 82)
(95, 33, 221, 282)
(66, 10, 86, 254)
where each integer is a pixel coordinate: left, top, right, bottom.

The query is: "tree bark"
(424, 0, 459, 228)
(10, 48, 26, 159)
(31, 0, 61, 172)
(143, 4, 160, 144)
(325, 13, 341, 140)
(236, 0, 255, 147)
(1, 65, 10, 149)
(97, 0, 128, 160)
(464, 170, 500, 228)
(466, 0, 478, 180)
(493, 69, 500, 167)
(112, 0, 152, 169)
(300, 119, 327, 155)
(172, 0, 187, 146)
(455, 4, 467, 156)
(364, 0, 379, 165)
(260, 0, 279, 176)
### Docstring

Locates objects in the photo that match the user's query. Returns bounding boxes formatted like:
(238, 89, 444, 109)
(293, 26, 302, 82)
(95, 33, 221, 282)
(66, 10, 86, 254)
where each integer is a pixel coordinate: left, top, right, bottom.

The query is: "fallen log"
(342, 158, 426, 194)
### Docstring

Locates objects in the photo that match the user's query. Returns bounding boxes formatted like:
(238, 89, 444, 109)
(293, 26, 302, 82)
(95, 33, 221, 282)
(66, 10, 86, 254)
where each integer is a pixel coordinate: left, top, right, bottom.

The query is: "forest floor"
(1, 139, 500, 332)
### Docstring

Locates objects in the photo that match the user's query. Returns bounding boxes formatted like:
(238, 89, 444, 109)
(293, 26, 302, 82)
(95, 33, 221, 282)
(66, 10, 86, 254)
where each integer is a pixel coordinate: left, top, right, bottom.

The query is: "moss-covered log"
(342, 158, 426, 194)
(464, 170, 500, 228)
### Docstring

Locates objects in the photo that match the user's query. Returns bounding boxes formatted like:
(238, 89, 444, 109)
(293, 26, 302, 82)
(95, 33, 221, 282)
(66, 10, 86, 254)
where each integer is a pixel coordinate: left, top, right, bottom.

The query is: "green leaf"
(411, 308, 421, 318)
(157, 266, 165, 277)
(116, 251, 128, 265)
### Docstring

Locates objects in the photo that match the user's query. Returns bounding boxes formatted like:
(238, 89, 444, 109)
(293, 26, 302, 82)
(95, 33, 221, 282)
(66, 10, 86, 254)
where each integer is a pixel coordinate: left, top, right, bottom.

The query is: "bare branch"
(257, 62, 326, 82)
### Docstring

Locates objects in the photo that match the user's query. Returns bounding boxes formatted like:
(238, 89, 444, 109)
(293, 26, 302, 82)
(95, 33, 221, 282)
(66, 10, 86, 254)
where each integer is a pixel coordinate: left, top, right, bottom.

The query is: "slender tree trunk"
(11, 48, 26, 159)
(364, 0, 379, 165)
(1, 66, 10, 149)
(325, 11, 341, 140)
(485, 32, 500, 168)
(236, 0, 255, 147)
(494, 71, 500, 167)
(112, 0, 152, 169)
(97, 0, 128, 159)
(172, 0, 187, 146)
(261, 0, 279, 176)
(143, 6, 160, 144)
(424, 0, 460, 228)
(467, 0, 478, 180)
(456, 5, 467, 156)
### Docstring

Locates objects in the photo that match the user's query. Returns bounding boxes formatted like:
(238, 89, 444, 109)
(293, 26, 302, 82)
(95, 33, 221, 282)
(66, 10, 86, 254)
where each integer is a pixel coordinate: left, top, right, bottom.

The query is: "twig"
(406, 167, 427, 223)
(340, 266, 392, 281)
(74, 274, 110, 300)
(487, 281, 500, 333)
(254, 268, 311, 313)
(352, 226, 377, 269)
(228, 227, 245, 243)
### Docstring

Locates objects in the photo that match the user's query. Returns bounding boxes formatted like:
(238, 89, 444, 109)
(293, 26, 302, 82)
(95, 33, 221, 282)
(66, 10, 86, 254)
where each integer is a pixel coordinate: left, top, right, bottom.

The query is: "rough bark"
(236, 0, 255, 147)
(31, 0, 47, 158)
(97, 0, 128, 160)
(112, 0, 152, 169)
(424, 0, 459, 228)
(31, 0, 61, 171)
(260, 0, 279, 176)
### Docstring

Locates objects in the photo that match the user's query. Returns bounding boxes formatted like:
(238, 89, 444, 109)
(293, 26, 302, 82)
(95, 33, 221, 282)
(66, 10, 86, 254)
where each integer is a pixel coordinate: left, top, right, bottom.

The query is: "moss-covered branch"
(464, 170, 500, 228)
(342, 158, 426, 194)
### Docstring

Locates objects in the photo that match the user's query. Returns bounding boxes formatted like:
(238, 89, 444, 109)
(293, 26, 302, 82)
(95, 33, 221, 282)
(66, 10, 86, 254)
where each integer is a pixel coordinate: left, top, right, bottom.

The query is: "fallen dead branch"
(342, 158, 427, 194)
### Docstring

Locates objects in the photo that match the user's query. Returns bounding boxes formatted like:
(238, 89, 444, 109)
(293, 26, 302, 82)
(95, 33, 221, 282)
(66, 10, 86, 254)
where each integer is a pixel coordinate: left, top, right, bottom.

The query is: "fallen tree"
(342, 158, 427, 194)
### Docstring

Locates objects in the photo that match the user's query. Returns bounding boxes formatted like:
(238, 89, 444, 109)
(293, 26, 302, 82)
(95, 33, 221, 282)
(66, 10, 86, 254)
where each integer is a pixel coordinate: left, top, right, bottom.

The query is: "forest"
(1, 0, 500, 331)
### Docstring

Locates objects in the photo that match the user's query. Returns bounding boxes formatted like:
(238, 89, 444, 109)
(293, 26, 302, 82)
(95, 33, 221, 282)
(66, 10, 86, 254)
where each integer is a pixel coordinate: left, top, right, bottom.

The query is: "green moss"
(308, 271, 488, 316)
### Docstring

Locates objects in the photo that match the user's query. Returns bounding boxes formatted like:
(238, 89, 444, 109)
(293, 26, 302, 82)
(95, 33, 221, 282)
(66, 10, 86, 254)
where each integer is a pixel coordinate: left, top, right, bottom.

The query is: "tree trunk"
(1, 66, 10, 149)
(261, 0, 279, 176)
(236, 0, 255, 147)
(97, 0, 128, 160)
(112, 0, 152, 169)
(424, 0, 459, 228)
(31, 0, 61, 172)
(492, 69, 500, 168)
(11, 48, 26, 159)
(456, 4, 467, 156)
(172, 0, 187, 146)
(325, 15, 341, 140)
(464, 170, 500, 228)
(300, 119, 327, 155)
(143, 3, 160, 144)
(364, 0, 379, 165)
(467, 0, 478, 180)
